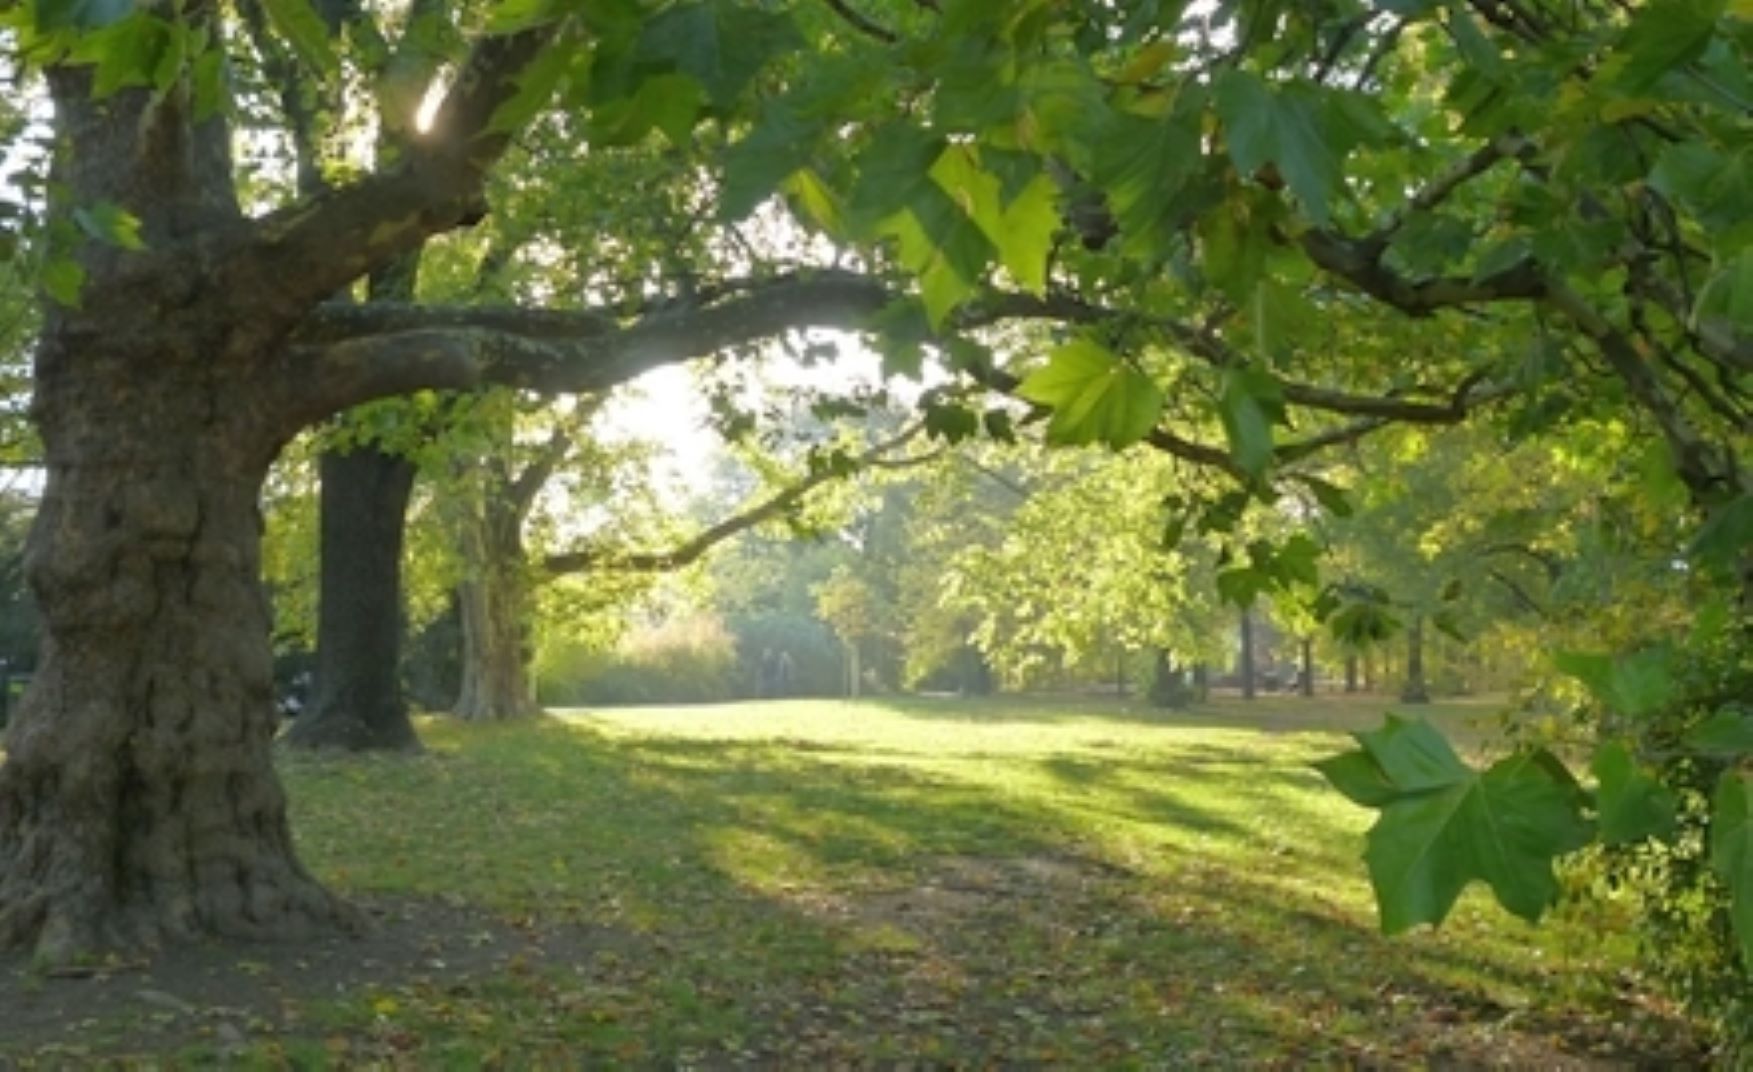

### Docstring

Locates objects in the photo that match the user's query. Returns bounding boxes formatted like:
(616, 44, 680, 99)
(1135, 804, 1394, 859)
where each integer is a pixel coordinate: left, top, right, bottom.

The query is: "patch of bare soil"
(0, 895, 630, 1062)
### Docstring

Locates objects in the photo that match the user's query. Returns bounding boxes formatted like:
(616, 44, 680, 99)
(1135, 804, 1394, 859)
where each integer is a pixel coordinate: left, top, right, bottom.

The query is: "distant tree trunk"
(285, 446, 421, 751)
(1150, 650, 1192, 709)
(1344, 653, 1359, 693)
(453, 501, 539, 721)
(1192, 662, 1210, 702)
(957, 646, 992, 696)
(1300, 636, 1315, 697)
(1400, 614, 1431, 704)
(846, 641, 862, 698)
(1239, 608, 1257, 700)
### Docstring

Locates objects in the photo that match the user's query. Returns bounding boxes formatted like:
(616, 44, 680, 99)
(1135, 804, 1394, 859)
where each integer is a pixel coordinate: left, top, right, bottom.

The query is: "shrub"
(538, 613, 740, 706)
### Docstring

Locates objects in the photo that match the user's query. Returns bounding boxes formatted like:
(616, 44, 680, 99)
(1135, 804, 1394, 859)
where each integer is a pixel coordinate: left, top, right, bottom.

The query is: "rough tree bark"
(0, 354, 361, 961)
(0, 20, 557, 960)
(284, 447, 422, 751)
(453, 495, 540, 721)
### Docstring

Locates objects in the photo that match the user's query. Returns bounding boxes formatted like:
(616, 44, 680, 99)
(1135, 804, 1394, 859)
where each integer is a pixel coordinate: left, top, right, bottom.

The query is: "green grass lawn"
(1, 694, 1704, 1066)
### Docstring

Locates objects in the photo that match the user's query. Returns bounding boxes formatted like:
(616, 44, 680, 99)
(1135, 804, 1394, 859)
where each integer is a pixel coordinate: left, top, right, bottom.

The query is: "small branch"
(1543, 281, 1742, 503)
(545, 424, 926, 575)
(1366, 134, 1531, 253)
(821, 0, 898, 43)
(508, 425, 573, 522)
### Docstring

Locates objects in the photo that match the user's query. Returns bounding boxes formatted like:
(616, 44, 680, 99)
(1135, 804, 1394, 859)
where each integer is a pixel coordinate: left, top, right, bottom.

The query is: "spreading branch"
(543, 424, 928, 575)
(285, 271, 897, 423)
(228, 26, 560, 334)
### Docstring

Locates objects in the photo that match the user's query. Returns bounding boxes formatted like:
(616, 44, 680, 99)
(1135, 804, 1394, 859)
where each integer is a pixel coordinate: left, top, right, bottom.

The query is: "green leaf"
(1690, 493, 1753, 570)
(880, 184, 994, 327)
(1216, 565, 1271, 607)
(848, 125, 945, 235)
(994, 173, 1058, 294)
(1217, 367, 1282, 475)
(1692, 249, 1753, 327)
(40, 256, 86, 308)
(638, 1, 798, 108)
(30, 0, 131, 32)
(1198, 194, 1273, 302)
(1090, 103, 1203, 252)
(485, 29, 578, 135)
(720, 105, 817, 221)
(1684, 708, 1753, 757)
(1554, 647, 1678, 718)
(72, 201, 145, 251)
(1608, 0, 1725, 93)
(69, 14, 173, 98)
(1709, 772, 1753, 968)
(190, 46, 227, 120)
(1315, 750, 1402, 808)
(1354, 715, 1472, 793)
(484, 0, 560, 34)
(1328, 718, 1592, 932)
(1015, 338, 1164, 447)
(1213, 71, 1343, 224)
(782, 168, 843, 236)
(260, 0, 338, 78)
(1591, 741, 1678, 845)
(1330, 599, 1399, 647)
(1298, 474, 1353, 517)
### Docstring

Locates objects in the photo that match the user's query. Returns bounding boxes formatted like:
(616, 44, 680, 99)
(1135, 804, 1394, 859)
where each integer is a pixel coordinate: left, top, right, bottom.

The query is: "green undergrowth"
(6, 695, 1707, 1066)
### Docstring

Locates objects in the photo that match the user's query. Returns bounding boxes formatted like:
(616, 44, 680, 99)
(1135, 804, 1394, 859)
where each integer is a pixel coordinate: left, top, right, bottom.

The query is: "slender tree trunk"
(1400, 614, 1431, 704)
(1344, 653, 1359, 693)
(1300, 636, 1315, 697)
(285, 447, 421, 750)
(1192, 662, 1209, 702)
(453, 506, 539, 721)
(0, 352, 354, 962)
(1239, 608, 1257, 700)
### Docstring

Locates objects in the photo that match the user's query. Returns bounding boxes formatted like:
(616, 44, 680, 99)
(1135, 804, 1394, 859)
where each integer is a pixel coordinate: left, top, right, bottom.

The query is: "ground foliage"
(0, 698, 1711, 1066)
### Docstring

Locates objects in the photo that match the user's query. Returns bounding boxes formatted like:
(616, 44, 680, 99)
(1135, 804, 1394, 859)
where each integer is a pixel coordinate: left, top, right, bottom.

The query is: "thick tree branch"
(543, 425, 926, 575)
(228, 26, 559, 334)
(289, 271, 897, 419)
(1300, 230, 1548, 315)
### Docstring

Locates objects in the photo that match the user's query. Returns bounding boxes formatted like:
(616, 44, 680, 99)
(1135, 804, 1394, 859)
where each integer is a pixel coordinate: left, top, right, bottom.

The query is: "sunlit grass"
(255, 693, 1692, 1065)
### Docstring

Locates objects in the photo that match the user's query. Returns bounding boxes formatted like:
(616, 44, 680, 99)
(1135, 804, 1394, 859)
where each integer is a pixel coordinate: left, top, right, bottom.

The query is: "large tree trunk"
(284, 447, 421, 751)
(1344, 652, 1359, 693)
(453, 505, 539, 721)
(0, 353, 354, 963)
(1299, 636, 1315, 697)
